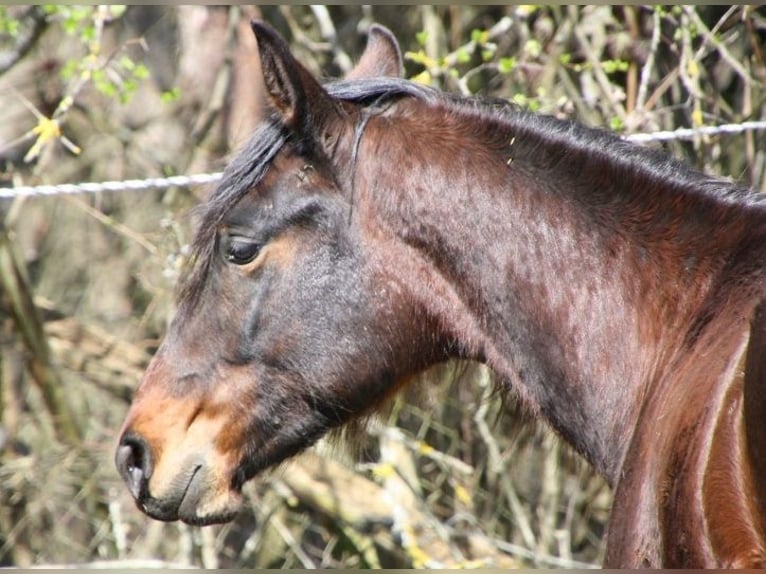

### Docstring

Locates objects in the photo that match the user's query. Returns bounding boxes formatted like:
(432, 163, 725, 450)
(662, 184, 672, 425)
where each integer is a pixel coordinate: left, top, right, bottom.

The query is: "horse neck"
(358, 100, 765, 483)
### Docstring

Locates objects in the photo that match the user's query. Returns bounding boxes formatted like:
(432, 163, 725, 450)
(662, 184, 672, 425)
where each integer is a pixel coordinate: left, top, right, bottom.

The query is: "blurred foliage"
(0, 4, 764, 569)
(0, 6, 154, 163)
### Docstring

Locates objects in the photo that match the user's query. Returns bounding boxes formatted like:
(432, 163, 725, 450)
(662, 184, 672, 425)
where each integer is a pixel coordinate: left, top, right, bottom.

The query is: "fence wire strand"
(624, 120, 766, 143)
(2, 120, 766, 200)
(0, 172, 223, 200)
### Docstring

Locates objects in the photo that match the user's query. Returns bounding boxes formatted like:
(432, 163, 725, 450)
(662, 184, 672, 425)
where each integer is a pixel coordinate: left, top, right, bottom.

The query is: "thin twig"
(570, 6, 627, 124)
(490, 536, 599, 569)
(0, 229, 81, 445)
(635, 7, 662, 114)
(686, 5, 751, 86)
(190, 6, 239, 146)
(270, 514, 317, 569)
(309, 5, 352, 74)
(65, 195, 159, 256)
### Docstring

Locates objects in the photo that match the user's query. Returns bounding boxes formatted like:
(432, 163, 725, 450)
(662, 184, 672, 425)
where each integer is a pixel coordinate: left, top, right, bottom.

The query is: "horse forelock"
(177, 117, 287, 307)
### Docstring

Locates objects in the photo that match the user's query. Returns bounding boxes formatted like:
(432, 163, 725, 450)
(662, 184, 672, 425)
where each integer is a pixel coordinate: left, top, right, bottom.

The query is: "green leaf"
(0, 9, 20, 37)
(456, 47, 471, 64)
(524, 39, 541, 58)
(83, 25, 96, 42)
(123, 78, 137, 93)
(60, 59, 79, 81)
(411, 70, 432, 86)
(602, 59, 629, 74)
(498, 57, 516, 74)
(404, 49, 436, 69)
(160, 87, 182, 103)
(94, 80, 117, 99)
(133, 63, 150, 80)
(119, 55, 135, 71)
(471, 28, 489, 45)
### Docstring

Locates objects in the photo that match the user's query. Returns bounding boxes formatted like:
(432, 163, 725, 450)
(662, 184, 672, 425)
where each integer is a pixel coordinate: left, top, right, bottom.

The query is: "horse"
(115, 21, 766, 568)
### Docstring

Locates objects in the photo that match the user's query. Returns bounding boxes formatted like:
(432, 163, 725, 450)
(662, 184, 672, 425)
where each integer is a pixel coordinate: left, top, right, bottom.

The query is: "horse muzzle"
(115, 429, 243, 525)
(114, 354, 250, 525)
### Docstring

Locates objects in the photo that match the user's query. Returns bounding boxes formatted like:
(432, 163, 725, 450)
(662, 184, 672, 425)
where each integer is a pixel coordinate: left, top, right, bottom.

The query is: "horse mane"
(178, 75, 764, 308)
(505, 111, 760, 204)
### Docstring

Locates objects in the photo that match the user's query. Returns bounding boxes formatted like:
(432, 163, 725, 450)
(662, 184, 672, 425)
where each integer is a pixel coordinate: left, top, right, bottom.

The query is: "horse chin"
(177, 496, 242, 526)
(178, 471, 243, 526)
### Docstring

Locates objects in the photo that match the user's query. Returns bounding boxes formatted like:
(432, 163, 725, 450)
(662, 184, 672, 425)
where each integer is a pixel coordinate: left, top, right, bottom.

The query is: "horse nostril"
(115, 434, 153, 500)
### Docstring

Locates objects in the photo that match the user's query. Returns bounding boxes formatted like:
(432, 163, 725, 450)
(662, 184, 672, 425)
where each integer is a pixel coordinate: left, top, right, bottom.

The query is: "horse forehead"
(251, 153, 304, 196)
(214, 158, 294, 223)
(243, 150, 337, 202)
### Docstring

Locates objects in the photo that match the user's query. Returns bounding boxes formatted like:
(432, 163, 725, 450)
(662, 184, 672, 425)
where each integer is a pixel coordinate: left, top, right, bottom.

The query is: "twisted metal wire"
(624, 120, 766, 143)
(0, 172, 222, 200)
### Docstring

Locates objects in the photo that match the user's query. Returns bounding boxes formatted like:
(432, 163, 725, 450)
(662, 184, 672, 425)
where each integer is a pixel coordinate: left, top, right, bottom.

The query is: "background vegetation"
(1, 5, 764, 568)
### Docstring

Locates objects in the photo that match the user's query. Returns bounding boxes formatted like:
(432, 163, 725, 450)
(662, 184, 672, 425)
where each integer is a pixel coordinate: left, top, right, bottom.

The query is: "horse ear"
(250, 20, 340, 135)
(346, 24, 403, 80)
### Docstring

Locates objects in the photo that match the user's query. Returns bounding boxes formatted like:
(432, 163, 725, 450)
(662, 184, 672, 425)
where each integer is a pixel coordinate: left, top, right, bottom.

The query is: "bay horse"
(115, 21, 766, 568)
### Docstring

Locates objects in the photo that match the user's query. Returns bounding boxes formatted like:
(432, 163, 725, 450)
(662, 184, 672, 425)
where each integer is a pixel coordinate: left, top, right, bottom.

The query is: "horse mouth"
(138, 464, 241, 526)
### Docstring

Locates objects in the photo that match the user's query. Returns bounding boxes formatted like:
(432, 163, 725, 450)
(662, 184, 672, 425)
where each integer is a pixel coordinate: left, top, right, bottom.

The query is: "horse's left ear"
(346, 24, 403, 80)
(251, 20, 341, 137)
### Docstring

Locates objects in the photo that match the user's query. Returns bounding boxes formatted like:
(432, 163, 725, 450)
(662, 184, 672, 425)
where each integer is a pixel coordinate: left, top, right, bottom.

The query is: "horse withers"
(116, 21, 766, 567)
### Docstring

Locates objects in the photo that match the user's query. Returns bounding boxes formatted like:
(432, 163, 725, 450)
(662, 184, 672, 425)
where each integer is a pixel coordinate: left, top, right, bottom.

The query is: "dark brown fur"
(116, 21, 766, 567)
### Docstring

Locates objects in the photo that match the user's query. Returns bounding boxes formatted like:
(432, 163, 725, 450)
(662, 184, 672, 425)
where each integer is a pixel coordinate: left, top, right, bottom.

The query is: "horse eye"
(222, 236, 261, 265)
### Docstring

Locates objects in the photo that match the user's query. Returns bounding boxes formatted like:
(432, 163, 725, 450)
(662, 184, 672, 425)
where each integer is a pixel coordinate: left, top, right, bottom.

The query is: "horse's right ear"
(250, 20, 340, 136)
(346, 24, 403, 80)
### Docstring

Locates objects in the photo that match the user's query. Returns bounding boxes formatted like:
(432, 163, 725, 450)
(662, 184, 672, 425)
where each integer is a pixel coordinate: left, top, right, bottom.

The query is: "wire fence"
(624, 120, 766, 144)
(0, 173, 223, 200)
(2, 120, 766, 201)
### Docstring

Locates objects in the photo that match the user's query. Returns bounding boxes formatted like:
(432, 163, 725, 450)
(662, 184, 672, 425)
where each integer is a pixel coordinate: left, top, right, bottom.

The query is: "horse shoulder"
(699, 294, 766, 567)
(606, 284, 766, 567)
(679, 285, 766, 567)
(736, 293, 766, 564)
